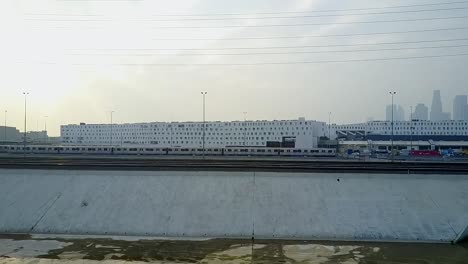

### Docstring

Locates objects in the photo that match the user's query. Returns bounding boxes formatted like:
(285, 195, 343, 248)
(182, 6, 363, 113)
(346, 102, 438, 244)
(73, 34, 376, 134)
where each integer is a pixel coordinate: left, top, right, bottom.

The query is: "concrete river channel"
(0, 157, 467, 263)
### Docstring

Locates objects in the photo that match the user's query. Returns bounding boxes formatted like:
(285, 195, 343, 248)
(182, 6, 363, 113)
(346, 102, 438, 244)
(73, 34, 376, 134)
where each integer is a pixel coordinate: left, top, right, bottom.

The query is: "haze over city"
(1, 0, 468, 136)
(2, 2, 468, 263)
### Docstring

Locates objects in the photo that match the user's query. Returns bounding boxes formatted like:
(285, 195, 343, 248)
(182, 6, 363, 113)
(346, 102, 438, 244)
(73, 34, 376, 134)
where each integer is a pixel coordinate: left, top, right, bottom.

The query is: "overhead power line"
(28, 1, 468, 16)
(24, 6, 468, 21)
(24, 53, 468, 66)
(151, 27, 468, 41)
(72, 38, 468, 51)
(26, 15, 468, 29)
(146, 16, 468, 28)
(69, 44, 468, 56)
(152, 1, 468, 16)
(57, 0, 144, 1)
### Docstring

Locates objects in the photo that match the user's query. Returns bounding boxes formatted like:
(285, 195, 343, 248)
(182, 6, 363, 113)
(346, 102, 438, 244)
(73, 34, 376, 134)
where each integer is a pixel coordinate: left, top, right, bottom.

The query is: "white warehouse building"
(61, 118, 329, 149)
(334, 120, 468, 141)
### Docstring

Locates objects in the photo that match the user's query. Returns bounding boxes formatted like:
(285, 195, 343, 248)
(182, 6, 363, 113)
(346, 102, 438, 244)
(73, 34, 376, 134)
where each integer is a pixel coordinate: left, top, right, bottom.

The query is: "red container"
(410, 150, 440, 157)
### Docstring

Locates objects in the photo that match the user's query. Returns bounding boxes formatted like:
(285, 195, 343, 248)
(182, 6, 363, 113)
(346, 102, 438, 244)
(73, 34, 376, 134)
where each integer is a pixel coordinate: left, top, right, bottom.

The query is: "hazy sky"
(1, 0, 468, 136)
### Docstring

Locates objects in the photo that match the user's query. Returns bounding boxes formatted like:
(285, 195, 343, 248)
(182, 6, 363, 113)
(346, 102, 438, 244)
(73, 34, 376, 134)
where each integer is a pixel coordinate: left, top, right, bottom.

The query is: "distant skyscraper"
(453, 95, 467, 120)
(430, 90, 443, 121)
(386, 105, 405, 121)
(430, 90, 451, 121)
(386, 105, 392, 121)
(465, 105, 468, 121)
(413, 104, 428, 120)
(441, 112, 451, 120)
(386, 105, 393, 121)
(397, 105, 405, 121)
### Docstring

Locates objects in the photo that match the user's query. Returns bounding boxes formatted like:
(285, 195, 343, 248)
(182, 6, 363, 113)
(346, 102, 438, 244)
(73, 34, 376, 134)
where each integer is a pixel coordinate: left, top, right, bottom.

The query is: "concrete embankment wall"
(0, 169, 467, 243)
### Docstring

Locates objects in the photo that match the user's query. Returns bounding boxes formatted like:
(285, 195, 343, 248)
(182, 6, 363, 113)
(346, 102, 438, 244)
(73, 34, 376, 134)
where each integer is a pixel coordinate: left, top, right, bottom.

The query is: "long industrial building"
(61, 118, 330, 148)
(334, 120, 468, 141)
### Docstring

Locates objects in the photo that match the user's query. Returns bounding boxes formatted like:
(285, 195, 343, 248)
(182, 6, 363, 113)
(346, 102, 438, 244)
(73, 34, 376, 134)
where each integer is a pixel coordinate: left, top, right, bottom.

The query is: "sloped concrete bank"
(0, 169, 467, 243)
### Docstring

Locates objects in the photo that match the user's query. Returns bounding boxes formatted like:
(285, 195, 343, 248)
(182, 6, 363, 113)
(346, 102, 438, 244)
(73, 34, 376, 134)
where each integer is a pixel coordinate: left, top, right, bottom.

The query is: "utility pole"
(201, 92, 207, 158)
(23, 92, 29, 157)
(389, 92, 397, 162)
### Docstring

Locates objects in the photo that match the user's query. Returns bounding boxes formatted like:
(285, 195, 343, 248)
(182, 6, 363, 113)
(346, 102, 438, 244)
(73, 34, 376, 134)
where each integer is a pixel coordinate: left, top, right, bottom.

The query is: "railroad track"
(0, 156, 468, 174)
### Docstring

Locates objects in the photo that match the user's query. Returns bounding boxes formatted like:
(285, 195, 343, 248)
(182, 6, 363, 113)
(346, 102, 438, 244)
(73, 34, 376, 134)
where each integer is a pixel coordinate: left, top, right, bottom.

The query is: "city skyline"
(382, 90, 468, 122)
(2, 88, 468, 137)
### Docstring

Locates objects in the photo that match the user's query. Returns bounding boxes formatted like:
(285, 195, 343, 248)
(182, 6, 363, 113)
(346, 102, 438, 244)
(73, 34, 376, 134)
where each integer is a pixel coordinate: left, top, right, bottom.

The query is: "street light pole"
(328, 112, 331, 148)
(110, 111, 114, 146)
(3, 110, 6, 142)
(243, 112, 247, 146)
(79, 124, 82, 144)
(44, 115, 48, 144)
(23, 92, 29, 156)
(389, 92, 396, 162)
(170, 123, 173, 147)
(410, 106, 413, 151)
(201, 92, 207, 158)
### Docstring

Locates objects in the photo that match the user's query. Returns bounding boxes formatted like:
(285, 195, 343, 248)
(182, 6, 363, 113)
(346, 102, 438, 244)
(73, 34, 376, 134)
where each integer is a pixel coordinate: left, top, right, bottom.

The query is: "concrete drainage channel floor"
(0, 234, 467, 264)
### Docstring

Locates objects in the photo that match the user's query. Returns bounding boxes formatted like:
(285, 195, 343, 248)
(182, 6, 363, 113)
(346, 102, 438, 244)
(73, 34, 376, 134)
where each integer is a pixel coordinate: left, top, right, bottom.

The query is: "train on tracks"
(0, 145, 337, 157)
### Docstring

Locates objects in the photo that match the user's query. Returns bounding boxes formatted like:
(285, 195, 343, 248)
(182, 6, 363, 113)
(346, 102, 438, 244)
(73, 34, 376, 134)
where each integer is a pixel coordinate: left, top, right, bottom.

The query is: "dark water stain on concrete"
(0, 234, 32, 241)
(252, 243, 294, 264)
(38, 237, 248, 262)
(253, 239, 468, 264)
(352, 241, 468, 264)
(1, 234, 468, 263)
